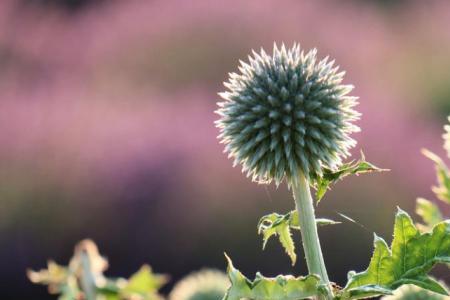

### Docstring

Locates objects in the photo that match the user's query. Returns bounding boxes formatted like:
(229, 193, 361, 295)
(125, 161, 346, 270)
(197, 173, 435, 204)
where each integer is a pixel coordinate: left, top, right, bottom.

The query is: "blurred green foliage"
(29, 240, 168, 300)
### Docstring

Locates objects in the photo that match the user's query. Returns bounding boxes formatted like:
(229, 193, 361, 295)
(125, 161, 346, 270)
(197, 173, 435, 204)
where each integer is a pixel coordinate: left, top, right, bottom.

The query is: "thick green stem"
(292, 172, 333, 300)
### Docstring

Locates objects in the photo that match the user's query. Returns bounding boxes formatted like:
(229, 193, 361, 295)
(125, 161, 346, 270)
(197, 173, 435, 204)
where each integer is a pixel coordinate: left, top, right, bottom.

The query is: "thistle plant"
(215, 44, 450, 300)
(216, 43, 359, 298)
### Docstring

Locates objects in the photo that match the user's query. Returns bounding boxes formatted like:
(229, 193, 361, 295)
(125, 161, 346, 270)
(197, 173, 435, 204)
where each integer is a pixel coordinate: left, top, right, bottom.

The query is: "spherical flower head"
(444, 116, 450, 158)
(216, 43, 360, 185)
(169, 269, 229, 300)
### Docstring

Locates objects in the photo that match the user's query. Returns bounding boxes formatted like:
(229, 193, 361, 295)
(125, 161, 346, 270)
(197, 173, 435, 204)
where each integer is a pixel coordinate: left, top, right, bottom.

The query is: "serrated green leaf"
(27, 260, 69, 287)
(96, 278, 125, 300)
(28, 261, 82, 299)
(223, 254, 321, 300)
(313, 154, 387, 203)
(258, 212, 296, 265)
(340, 284, 393, 300)
(258, 211, 340, 265)
(422, 149, 450, 204)
(416, 198, 443, 231)
(341, 208, 450, 299)
(122, 265, 168, 299)
(393, 276, 449, 295)
(381, 283, 449, 300)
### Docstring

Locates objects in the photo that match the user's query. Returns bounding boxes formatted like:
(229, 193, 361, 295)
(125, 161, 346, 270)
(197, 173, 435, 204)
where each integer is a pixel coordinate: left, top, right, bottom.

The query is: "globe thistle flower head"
(444, 116, 450, 158)
(216, 43, 360, 185)
(168, 269, 229, 300)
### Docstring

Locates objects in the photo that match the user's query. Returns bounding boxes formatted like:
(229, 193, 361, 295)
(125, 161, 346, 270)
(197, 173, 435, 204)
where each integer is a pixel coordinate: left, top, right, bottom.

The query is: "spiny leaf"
(95, 279, 123, 300)
(27, 260, 69, 287)
(121, 265, 168, 299)
(313, 153, 388, 203)
(27, 261, 81, 299)
(422, 149, 450, 204)
(381, 283, 449, 300)
(257, 211, 340, 265)
(223, 254, 322, 300)
(416, 198, 443, 231)
(258, 212, 296, 265)
(340, 285, 393, 300)
(97, 267, 167, 300)
(340, 208, 450, 299)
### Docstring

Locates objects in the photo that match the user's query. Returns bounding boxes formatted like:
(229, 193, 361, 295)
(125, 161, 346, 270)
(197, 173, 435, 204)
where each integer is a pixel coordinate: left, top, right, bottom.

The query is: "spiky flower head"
(381, 284, 447, 300)
(444, 116, 450, 158)
(168, 269, 229, 300)
(216, 43, 360, 185)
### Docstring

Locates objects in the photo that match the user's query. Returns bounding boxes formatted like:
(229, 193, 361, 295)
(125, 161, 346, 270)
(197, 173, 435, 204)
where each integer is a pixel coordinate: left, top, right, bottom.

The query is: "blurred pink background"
(0, 1, 449, 299)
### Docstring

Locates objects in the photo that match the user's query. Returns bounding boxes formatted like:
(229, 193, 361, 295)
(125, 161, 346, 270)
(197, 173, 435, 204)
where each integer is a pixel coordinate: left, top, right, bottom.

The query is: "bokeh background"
(1, 0, 449, 299)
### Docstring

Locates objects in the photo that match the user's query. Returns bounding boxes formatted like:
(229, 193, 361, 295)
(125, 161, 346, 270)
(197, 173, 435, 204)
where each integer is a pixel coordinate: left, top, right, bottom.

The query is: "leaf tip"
(347, 270, 356, 281)
(373, 232, 381, 241)
(421, 148, 432, 157)
(290, 255, 297, 266)
(396, 206, 407, 216)
(224, 252, 231, 264)
(421, 148, 442, 165)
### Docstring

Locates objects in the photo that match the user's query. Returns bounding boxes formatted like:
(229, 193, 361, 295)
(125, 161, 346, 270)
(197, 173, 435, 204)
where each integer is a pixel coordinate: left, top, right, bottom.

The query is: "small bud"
(169, 269, 229, 300)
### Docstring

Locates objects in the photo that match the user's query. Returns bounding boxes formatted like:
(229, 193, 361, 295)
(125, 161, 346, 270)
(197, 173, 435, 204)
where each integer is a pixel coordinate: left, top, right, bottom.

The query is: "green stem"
(292, 172, 333, 300)
(80, 250, 97, 300)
